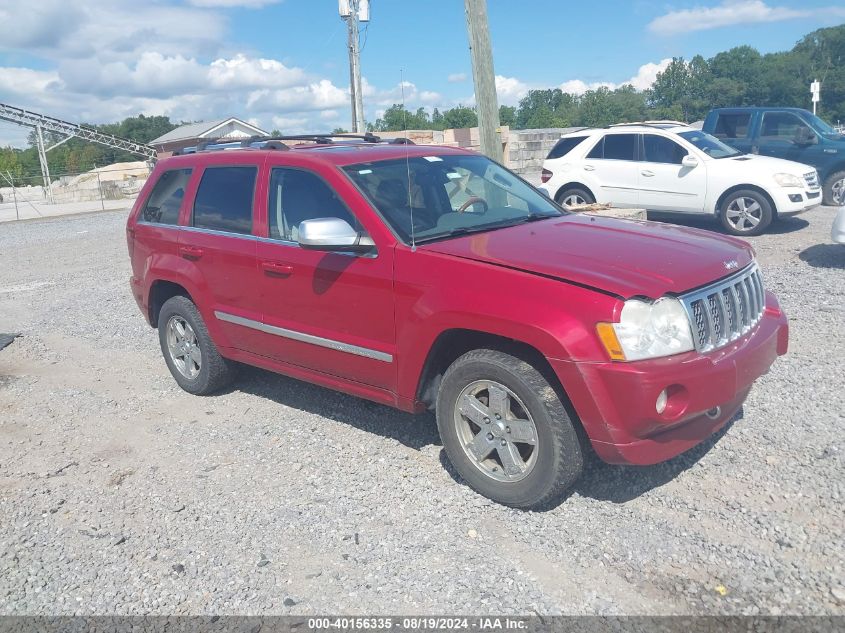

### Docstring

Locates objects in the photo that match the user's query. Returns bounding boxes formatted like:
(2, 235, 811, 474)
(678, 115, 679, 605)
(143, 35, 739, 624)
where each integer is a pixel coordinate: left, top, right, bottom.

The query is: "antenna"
(400, 70, 416, 251)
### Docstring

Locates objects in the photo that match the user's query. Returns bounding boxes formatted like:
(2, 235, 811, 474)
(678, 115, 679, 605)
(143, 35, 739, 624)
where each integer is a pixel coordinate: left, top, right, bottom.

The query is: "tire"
(157, 295, 237, 395)
(823, 170, 845, 207)
(555, 186, 594, 208)
(718, 189, 773, 236)
(435, 349, 583, 509)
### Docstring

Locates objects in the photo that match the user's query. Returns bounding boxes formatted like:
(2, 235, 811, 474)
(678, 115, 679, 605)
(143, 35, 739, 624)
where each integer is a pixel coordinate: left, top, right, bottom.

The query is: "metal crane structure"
(0, 102, 157, 202)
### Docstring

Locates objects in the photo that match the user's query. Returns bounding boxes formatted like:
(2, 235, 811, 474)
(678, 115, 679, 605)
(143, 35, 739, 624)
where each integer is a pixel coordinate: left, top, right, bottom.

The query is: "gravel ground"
(0, 205, 842, 616)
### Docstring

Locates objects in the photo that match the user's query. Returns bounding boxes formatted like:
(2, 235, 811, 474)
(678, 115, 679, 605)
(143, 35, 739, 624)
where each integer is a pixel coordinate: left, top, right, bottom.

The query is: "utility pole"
(341, 0, 368, 133)
(35, 124, 53, 203)
(464, 0, 502, 162)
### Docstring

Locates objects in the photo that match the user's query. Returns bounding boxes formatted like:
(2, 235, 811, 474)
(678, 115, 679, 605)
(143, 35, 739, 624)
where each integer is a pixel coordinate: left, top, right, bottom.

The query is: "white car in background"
(832, 206, 845, 243)
(538, 122, 822, 236)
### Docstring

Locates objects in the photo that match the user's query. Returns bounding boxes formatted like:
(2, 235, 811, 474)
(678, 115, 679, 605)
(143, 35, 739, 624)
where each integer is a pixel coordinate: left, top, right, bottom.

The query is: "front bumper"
(832, 206, 845, 244)
(772, 187, 821, 216)
(551, 291, 788, 465)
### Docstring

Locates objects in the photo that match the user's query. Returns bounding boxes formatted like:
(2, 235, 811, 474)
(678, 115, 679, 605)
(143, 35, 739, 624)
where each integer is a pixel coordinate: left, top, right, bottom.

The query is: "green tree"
(441, 106, 477, 129)
(498, 105, 517, 127)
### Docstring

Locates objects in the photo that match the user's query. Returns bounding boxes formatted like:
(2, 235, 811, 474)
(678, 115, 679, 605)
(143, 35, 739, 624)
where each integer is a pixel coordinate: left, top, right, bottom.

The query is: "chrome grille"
(804, 171, 820, 189)
(680, 264, 765, 353)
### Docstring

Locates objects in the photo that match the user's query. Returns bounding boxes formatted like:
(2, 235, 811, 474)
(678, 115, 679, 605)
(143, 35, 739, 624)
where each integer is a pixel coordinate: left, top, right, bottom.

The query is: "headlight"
(774, 173, 803, 188)
(596, 298, 694, 361)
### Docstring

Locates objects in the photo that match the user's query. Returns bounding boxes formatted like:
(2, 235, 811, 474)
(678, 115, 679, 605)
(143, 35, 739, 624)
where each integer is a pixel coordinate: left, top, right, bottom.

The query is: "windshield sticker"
(358, 169, 373, 174)
(446, 172, 462, 179)
(423, 156, 443, 162)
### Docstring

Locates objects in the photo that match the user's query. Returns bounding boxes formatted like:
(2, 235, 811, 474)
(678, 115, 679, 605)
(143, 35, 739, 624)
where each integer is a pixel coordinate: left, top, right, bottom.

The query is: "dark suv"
(127, 134, 788, 508)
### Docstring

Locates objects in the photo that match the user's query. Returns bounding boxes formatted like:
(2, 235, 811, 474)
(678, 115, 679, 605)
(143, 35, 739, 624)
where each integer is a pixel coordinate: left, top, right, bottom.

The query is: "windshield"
(804, 112, 843, 138)
(679, 130, 742, 158)
(342, 154, 561, 244)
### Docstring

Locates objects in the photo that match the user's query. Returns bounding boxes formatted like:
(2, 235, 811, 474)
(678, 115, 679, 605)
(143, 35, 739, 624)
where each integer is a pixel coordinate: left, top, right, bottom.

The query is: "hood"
(420, 214, 755, 299)
(723, 153, 814, 175)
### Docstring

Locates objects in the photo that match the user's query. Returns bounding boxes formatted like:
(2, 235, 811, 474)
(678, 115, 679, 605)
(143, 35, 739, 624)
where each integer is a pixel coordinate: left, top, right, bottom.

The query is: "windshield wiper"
(415, 214, 556, 244)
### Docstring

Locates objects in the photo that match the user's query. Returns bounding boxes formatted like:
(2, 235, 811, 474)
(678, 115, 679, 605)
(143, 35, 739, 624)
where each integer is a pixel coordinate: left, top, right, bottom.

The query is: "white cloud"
(0, 0, 225, 60)
(648, 1, 808, 35)
(208, 54, 307, 90)
(247, 79, 348, 112)
(625, 58, 673, 90)
(0, 0, 487, 146)
(557, 79, 613, 96)
(447, 73, 468, 83)
(557, 59, 671, 95)
(188, 0, 282, 7)
(495, 75, 530, 105)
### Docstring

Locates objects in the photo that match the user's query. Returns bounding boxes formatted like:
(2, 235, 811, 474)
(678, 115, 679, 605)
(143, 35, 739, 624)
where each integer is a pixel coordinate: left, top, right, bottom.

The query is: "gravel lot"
(0, 205, 842, 616)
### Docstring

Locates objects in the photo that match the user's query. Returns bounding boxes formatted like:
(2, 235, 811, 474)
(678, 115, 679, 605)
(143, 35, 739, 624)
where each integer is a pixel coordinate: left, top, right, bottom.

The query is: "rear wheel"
(823, 171, 845, 206)
(555, 186, 594, 208)
(436, 349, 583, 509)
(719, 190, 773, 236)
(158, 295, 237, 395)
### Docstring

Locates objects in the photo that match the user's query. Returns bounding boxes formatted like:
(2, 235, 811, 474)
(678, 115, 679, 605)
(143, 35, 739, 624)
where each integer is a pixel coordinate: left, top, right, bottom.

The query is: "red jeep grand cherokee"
(127, 134, 788, 509)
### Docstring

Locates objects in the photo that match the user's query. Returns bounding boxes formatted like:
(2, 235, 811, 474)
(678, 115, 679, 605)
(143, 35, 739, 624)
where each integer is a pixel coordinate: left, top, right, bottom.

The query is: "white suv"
(538, 122, 822, 236)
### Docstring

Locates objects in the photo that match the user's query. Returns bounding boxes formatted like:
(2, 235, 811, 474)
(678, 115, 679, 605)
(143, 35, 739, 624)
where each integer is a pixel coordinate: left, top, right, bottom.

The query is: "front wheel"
(823, 171, 845, 206)
(436, 349, 583, 509)
(719, 190, 773, 236)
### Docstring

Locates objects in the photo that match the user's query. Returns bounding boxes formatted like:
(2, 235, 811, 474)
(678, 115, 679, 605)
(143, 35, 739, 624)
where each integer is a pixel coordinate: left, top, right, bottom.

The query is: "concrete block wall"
(505, 128, 582, 177)
(378, 126, 581, 179)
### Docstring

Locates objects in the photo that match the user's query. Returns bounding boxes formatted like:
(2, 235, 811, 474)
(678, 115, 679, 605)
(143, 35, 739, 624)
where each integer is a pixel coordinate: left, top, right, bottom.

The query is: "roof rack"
(607, 121, 690, 130)
(173, 132, 415, 155)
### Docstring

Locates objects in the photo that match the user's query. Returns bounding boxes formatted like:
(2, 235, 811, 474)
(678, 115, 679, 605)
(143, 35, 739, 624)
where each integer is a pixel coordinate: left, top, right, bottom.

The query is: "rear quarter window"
(547, 136, 588, 160)
(141, 168, 192, 225)
(192, 166, 257, 235)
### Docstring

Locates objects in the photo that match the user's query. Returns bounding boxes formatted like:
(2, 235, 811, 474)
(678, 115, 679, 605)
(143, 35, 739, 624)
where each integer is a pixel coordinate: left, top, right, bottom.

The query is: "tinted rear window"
(602, 134, 637, 160)
(192, 166, 257, 235)
(547, 135, 588, 159)
(713, 113, 751, 139)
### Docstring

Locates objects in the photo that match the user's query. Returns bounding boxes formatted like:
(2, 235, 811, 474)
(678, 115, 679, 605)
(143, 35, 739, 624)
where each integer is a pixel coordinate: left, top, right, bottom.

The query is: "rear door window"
(141, 168, 192, 225)
(547, 136, 588, 159)
(192, 166, 257, 235)
(601, 134, 637, 160)
(713, 113, 751, 139)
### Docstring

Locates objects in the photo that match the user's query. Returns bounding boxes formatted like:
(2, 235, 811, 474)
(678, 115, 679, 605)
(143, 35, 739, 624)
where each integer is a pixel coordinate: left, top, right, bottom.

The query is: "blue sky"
(0, 0, 843, 147)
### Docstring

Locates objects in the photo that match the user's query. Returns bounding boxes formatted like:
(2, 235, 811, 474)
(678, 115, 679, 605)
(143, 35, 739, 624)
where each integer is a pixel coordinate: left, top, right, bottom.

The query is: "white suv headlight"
(597, 298, 695, 361)
(774, 173, 803, 188)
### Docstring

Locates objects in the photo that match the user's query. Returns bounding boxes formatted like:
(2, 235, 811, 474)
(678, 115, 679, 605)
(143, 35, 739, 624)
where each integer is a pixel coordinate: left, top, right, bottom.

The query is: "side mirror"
(297, 217, 375, 253)
(681, 155, 699, 168)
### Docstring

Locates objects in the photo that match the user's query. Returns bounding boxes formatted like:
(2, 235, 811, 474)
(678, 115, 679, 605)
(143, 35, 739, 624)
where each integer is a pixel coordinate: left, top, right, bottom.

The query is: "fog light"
(656, 389, 668, 414)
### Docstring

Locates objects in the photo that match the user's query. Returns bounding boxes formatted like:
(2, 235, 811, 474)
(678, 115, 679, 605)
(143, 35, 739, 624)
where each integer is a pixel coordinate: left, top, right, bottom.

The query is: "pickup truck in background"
(703, 107, 845, 205)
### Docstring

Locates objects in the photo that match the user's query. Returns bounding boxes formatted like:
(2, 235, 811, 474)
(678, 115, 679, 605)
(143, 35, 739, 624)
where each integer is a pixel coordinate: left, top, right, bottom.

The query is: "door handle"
(179, 245, 204, 260)
(583, 165, 595, 171)
(261, 261, 294, 277)
(641, 170, 655, 177)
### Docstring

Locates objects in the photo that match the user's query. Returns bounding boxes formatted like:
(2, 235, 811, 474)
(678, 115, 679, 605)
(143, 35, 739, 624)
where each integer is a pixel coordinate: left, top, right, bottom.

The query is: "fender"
(144, 253, 236, 346)
(393, 247, 619, 402)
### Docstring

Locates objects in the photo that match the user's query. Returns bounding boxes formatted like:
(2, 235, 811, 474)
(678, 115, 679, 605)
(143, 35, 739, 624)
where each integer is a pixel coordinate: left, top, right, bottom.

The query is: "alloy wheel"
(563, 194, 586, 207)
(832, 177, 845, 205)
(453, 380, 539, 483)
(166, 316, 201, 379)
(725, 197, 763, 232)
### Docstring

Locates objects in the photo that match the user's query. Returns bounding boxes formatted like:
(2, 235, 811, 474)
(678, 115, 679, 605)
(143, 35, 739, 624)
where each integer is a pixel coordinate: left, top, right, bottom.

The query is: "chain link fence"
(0, 162, 152, 222)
